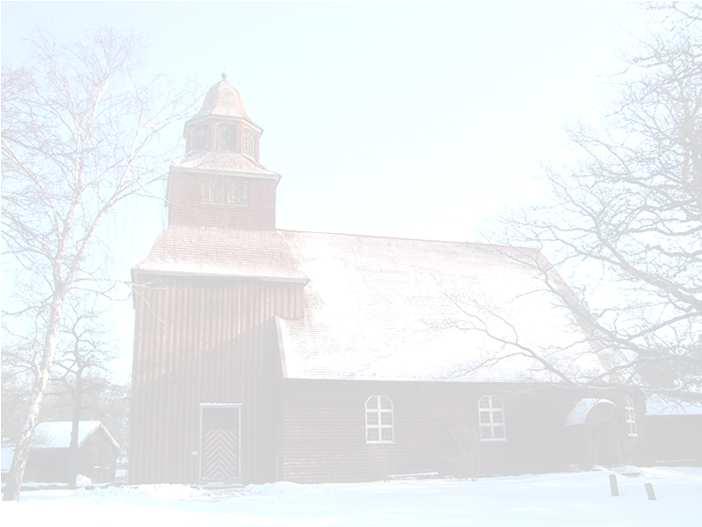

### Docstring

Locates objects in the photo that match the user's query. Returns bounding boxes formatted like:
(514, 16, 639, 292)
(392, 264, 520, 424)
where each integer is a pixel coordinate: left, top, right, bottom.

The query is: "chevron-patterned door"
(200, 405, 241, 483)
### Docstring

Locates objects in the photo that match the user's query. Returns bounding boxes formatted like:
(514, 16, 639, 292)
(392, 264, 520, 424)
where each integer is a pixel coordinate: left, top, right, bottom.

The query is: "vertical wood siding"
(129, 274, 302, 484)
(642, 415, 702, 465)
(167, 173, 277, 230)
(130, 273, 643, 483)
(278, 380, 642, 482)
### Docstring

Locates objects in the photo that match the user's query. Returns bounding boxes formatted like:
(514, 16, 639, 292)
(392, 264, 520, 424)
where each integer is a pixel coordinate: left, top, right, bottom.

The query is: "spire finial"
(221, 72, 227, 81)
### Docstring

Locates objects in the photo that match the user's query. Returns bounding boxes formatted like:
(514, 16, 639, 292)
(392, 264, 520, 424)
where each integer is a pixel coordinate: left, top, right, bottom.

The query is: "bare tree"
(486, 4, 702, 391)
(50, 303, 113, 487)
(1, 29, 194, 500)
(1, 360, 31, 442)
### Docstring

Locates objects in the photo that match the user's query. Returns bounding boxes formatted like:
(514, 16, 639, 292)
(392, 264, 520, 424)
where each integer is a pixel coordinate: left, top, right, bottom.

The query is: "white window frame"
(478, 395, 507, 442)
(624, 396, 638, 438)
(365, 395, 394, 444)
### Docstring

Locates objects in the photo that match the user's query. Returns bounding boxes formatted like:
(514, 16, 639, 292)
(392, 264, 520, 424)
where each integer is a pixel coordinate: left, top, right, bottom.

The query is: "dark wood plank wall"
(642, 415, 702, 465)
(130, 272, 645, 484)
(79, 431, 119, 483)
(129, 274, 302, 484)
(278, 380, 643, 483)
(168, 174, 277, 229)
(24, 435, 118, 483)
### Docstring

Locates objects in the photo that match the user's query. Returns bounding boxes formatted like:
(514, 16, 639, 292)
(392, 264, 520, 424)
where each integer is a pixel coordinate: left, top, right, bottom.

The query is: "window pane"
(491, 397, 503, 409)
(493, 425, 505, 439)
(629, 421, 638, 435)
(493, 411, 504, 424)
(479, 426, 492, 439)
(366, 396, 394, 444)
(200, 180, 218, 203)
(479, 411, 491, 424)
(366, 396, 379, 411)
(226, 181, 248, 206)
(479, 397, 491, 409)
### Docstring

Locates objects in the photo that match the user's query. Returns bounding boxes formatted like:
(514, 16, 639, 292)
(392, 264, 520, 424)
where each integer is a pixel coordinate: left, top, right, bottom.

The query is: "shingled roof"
(31, 421, 120, 450)
(195, 77, 250, 120)
(171, 151, 279, 179)
(135, 227, 307, 282)
(136, 228, 604, 383)
(276, 231, 602, 383)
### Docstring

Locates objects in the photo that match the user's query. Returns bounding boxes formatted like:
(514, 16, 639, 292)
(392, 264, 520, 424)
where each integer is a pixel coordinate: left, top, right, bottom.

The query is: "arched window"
(478, 395, 506, 442)
(365, 395, 394, 444)
(624, 396, 638, 438)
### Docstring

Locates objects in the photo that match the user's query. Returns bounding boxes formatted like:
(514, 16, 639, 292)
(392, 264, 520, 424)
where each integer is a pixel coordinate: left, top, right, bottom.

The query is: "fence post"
(609, 473, 620, 497)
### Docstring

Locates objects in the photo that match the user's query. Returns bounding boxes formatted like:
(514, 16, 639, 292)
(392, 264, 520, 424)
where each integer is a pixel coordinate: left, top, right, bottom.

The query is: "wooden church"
(129, 77, 642, 484)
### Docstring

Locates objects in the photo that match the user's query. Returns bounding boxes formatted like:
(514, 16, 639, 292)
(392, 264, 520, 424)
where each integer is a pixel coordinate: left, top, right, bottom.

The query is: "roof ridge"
(277, 228, 539, 253)
(143, 224, 538, 254)
(37, 419, 101, 425)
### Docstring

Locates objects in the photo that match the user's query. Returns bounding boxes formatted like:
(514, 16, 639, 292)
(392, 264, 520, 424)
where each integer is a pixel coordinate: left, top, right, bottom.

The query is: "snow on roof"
(565, 399, 615, 426)
(1, 446, 14, 473)
(31, 421, 120, 450)
(136, 228, 605, 383)
(171, 151, 278, 178)
(194, 78, 250, 120)
(646, 394, 702, 416)
(135, 227, 308, 282)
(276, 231, 603, 383)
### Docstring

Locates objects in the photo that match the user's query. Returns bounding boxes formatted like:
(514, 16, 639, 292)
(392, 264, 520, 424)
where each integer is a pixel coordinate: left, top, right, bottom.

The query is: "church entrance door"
(199, 403, 242, 483)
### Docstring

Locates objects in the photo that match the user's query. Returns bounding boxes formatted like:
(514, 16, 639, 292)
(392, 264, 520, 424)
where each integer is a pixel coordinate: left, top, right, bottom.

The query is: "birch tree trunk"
(68, 373, 83, 487)
(1, 28, 195, 500)
(3, 293, 64, 500)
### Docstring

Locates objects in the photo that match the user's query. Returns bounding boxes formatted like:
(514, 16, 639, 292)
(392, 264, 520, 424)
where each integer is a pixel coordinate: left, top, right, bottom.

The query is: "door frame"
(198, 402, 243, 483)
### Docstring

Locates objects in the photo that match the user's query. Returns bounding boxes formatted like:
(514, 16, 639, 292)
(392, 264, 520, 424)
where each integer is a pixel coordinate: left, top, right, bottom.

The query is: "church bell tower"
(166, 75, 280, 230)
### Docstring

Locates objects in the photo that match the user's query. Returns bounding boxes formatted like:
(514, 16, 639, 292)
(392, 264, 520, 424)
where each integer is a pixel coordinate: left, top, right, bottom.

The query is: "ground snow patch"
(1, 468, 701, 526)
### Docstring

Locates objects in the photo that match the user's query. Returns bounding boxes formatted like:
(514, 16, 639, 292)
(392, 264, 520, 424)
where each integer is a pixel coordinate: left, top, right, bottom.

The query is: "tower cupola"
(183, 75, 262, 160)
(167, 76, 280, 230)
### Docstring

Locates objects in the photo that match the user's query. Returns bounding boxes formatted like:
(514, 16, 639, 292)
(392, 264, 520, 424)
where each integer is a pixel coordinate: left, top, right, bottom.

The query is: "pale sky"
(2, 1, 656, 382)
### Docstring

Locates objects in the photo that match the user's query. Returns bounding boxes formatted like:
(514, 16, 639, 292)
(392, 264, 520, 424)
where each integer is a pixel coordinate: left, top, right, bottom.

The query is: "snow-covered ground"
(2, 467, 701, 526)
